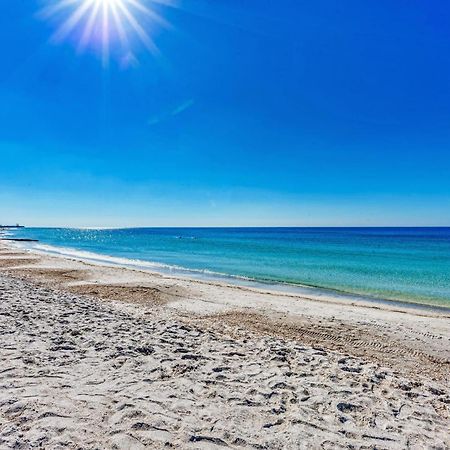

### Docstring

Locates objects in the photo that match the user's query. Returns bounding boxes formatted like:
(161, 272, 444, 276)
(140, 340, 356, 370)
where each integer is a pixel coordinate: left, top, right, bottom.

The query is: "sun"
(40, 0, 172, 65)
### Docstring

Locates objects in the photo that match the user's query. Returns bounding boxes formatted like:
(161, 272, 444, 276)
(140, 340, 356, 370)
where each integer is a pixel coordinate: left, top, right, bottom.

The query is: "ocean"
(7, 227, 450, 308)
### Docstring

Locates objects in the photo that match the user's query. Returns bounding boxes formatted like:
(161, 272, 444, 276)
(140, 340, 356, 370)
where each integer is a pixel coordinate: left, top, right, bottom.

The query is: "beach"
(3, 0, 450, 447)
(0, 241, 449, 449)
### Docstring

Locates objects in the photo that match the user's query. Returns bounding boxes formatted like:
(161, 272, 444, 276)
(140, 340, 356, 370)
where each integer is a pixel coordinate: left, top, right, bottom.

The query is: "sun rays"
(40, 0, 173, 66)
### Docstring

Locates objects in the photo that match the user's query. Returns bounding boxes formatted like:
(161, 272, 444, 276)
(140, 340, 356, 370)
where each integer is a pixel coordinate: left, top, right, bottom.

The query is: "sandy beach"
(3, 0, 450, 447)
(0, 241, 449, 449)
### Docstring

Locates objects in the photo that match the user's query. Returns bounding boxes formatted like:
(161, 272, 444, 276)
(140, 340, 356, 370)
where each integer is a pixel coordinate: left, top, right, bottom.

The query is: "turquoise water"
(8, 227, 450, 308)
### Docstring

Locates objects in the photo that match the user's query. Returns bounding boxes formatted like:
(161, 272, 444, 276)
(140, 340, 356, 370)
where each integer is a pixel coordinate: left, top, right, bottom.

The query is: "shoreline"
(7, 239, 450, 314)
(0, 241, 449, 447)
(1, 240, 449, 377)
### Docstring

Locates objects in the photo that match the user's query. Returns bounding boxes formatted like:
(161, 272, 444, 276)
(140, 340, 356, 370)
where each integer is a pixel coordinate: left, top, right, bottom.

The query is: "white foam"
(18, 241, 255, 282)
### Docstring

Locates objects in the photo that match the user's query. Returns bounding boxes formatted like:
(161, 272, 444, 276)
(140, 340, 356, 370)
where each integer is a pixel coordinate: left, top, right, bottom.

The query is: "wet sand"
(0, 243, 449, 448)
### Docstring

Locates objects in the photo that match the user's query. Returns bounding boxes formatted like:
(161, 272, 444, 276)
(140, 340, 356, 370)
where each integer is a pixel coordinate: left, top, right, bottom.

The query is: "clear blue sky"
(1, 0, 449, 227)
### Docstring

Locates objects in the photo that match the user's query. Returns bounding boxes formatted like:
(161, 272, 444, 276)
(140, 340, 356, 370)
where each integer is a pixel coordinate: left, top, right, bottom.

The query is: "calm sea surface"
(8, 227, 450, 308)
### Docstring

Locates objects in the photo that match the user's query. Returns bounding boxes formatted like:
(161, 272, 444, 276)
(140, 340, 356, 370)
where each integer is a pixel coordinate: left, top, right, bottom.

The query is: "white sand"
(0, 244, 449, 449)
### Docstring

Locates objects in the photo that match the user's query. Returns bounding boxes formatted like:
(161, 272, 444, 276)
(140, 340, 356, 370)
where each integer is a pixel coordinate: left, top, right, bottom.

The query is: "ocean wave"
(20, 242, 257, 282)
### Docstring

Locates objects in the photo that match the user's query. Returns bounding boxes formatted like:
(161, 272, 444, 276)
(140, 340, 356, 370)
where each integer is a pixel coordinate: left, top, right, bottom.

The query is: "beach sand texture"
(0, 244, 449, 449)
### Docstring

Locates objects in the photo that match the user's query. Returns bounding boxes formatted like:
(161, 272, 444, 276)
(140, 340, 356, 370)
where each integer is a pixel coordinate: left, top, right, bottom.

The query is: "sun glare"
(41, 0, 172, 66)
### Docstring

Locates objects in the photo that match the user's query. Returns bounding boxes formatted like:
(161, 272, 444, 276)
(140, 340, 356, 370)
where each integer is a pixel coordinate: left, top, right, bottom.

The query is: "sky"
(0, 0, 449, 227)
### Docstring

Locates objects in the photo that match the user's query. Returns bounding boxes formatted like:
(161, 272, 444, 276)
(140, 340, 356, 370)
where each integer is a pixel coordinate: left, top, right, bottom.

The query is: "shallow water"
(10, 227, 450, 307)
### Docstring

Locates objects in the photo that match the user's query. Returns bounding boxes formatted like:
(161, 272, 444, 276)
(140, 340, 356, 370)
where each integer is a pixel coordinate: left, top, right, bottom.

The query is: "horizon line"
(9, 225, 450, 229)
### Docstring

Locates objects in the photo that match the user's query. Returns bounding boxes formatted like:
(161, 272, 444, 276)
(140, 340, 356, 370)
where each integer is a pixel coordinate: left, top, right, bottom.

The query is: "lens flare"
(41, 0, 172, 65)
